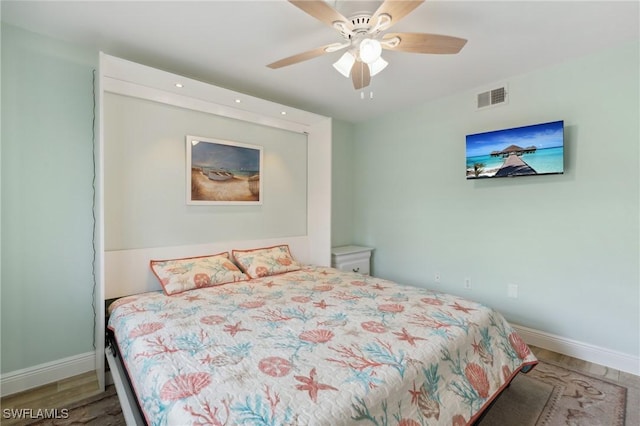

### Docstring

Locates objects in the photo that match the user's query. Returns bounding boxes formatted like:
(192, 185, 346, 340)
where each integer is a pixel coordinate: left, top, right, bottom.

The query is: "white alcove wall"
(96, 53, 332, 389)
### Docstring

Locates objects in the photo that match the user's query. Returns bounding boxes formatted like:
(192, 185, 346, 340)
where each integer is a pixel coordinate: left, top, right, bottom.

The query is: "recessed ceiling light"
(175, 83, 183, 88)
(235, 99, 241, 103)
(281, 111, 287, 115)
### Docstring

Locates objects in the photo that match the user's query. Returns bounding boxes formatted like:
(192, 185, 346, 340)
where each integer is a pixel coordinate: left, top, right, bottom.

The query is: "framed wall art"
(186, 135, 263, 205)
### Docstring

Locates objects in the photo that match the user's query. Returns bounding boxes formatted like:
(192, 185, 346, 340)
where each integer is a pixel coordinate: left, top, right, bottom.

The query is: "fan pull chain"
(360, 90, 374, 100)
(361, 63, 365, 99)
(359, 64, 374, 100)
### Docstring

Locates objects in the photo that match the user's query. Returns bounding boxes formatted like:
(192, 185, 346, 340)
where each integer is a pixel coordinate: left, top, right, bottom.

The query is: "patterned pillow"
(150, 252, 248, 295)
(232, 245, 302, 278)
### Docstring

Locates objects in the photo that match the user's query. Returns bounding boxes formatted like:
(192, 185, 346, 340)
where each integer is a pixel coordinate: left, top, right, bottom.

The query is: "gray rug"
(28, 361, 632, 425)
(480, 361, 632, 426)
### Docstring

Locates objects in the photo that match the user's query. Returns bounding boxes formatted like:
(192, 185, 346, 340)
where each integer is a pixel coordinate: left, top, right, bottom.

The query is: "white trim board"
(97, 52, 332, 393)
(513, 324, 640, 376)
(105, 349, 145, 425)
(0, 352, 95, 397)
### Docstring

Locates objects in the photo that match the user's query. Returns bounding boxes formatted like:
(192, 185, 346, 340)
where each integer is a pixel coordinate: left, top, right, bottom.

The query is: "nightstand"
(331, 245, 374, 275)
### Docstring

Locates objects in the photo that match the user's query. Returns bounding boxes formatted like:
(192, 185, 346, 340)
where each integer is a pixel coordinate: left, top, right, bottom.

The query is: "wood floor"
(1, 346, 638, 425)
(0, 371, 102, 426)
(530, 346, 640, 389)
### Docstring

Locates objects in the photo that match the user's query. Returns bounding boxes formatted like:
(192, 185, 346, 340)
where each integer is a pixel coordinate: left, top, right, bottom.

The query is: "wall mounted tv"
(466, 120, 564, 179)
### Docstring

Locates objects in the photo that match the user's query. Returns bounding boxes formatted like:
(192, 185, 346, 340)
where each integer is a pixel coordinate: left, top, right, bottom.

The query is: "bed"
(106, 245, 537, 425)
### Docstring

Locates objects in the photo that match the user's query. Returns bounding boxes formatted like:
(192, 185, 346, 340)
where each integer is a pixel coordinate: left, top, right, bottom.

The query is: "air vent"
(476, 85, 508, 110)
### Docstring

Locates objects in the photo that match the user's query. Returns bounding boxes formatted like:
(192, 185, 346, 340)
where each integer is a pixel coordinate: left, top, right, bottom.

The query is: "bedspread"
(108, 266, 537, 426)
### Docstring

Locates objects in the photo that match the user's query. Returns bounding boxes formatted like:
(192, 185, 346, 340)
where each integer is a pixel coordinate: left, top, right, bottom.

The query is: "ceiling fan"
(267, 0, 467, 90)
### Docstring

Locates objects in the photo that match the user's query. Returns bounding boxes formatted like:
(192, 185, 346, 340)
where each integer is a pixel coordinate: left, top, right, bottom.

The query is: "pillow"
(150, 252, 248, 295)
(232, 245, 302, 278)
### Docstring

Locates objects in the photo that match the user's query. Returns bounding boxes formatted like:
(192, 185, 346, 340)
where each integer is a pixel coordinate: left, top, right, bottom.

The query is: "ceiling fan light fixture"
(359, 38, 382, 64)
(369, 56, 388, 77)
(333, 51, 356, 77)
(269, 0, 468, 92)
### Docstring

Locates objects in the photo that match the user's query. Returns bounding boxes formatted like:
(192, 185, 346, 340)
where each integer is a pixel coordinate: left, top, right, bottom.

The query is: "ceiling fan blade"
(267, 43, 346, 69)
(370, 0, 424, 30)
(382, 32, 467, 54)
(289, 0, 353, 31)
(351, 61, 371, 90)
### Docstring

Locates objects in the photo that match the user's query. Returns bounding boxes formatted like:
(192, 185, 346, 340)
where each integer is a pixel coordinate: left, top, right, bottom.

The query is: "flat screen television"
(466, 120, 564, 179)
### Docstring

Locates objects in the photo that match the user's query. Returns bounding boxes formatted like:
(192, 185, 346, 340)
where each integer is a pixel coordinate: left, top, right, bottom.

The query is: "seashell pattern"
(465, 363, 490, 398)
(509, 332, 531, 359)
(160, 372, 211, 401)
(378, 303, 405, 313)
(299, 329, 335, 343)
(129, 322, 164, 338)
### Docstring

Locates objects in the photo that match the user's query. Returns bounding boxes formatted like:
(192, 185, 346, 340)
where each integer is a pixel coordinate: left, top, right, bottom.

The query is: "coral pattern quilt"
(108, 266, 537, 426)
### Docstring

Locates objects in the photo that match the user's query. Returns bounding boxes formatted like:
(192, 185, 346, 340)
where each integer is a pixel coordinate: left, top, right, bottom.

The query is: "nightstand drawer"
(335, 258, 370, 275)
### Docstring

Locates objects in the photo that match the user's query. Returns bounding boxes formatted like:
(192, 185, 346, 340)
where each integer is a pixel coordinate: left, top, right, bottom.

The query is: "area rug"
(479, 360, 631, 426)
(27, 361, 633, 425)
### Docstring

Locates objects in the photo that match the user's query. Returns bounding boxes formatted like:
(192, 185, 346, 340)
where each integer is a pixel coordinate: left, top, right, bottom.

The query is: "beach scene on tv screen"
(466, 121, 564, 179)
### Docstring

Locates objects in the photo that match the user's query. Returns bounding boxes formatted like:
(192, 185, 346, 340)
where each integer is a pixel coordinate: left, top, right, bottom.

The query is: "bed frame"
(105, 330, 146, 425)
(103, 252, 530, 426)
(96, 53, 332, 401)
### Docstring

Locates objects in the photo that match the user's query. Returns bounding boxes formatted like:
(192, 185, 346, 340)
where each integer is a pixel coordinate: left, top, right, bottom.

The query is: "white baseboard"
(513, 324, 640, 376)
(0, 352, 95, 397)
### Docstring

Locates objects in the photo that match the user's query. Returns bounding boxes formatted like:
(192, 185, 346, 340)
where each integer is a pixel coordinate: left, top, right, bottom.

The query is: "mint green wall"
(1, 24, 97, 372)
(331, 119, 355, 247)
(2, 21, 637, 378)
(350, 42, 639, 356)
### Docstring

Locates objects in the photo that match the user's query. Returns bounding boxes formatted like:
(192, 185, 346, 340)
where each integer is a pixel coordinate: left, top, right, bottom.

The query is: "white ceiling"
(2, 1, 638, 122)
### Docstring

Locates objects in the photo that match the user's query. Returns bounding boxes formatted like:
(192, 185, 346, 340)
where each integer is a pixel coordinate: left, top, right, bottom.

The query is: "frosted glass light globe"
(359, 39, 382, 64)
(333, 52, 356, 77)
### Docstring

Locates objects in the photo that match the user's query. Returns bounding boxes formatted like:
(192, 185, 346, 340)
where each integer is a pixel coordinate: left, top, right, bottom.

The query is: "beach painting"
(186, 135, 263, 205)
(466, 120, 564, 179)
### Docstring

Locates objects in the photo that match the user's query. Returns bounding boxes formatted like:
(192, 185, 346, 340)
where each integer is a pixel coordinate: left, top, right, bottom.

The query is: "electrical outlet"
(435, 273, 441, 283)
(508, 284, 518, 298)
(464, 277, 471, 289)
